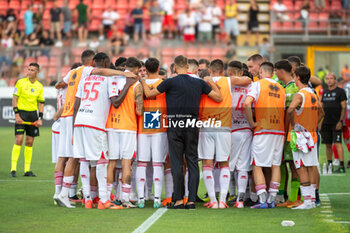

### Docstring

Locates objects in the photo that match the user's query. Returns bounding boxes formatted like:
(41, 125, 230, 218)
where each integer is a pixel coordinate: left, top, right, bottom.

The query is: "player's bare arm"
(337, 100, 346, 130)
(55, 81, 67, 89)
(35, 102, 44, 128)
(140, 79, 161, 98)
(310, 76, 322, 86)
(244, 96, 257, 129)
(204, 76, 223, 102)
(230, 76, 252, 86)
(287, 93, 303, 128)
(135, 84, 144, 116)
(72, 97, 81, 129)
(12, 95, 23, 124)
(92, 68, 137, 78)
(110, 78, 138, 109)
(53, 107, 64, 121)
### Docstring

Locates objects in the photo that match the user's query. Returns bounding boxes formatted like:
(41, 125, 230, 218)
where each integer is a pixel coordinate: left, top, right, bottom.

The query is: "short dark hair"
(295, 66, 311, 84)
(228, 60, 243, 70)
(159, 68, 167, 76)
(248, 54, 263, 62)
(260, 61, 274, 74)
(93, 52, 110, 68)
(29, 62, 40, 70)
(125, 57, 142, 69)
(198, 58, 210, 67)
(287, 56, 301, 67)
(174, 55, 188, 68)
(145, 57, 160, 74)
(274, 60, 292, 73)
(81, 50, 95, 64)
(71, 62, 82, 69)
(115, 57, 127, 67)
(199, 69, 210, 79)
(210, 59, 224, 73)
(188, 59, 199, 67)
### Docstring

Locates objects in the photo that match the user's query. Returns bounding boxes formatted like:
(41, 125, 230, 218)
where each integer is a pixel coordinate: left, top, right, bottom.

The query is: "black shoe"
(334, 167, 345, 173)
(185, 203, 196, 209)
(244, 198, 258, 207)
(167, 203, 185, 209)
(24, 171, 36, 177)
(10, 170, 16, 177)
(69, 195, 82, 203)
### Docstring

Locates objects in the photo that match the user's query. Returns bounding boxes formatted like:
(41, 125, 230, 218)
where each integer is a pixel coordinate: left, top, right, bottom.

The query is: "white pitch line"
(334, 221, 350, 224)
(0, 179, 53, 183)
(132, 208, 168, 233)
(321, 193, 350, 196)
(320, 210, 333, 214)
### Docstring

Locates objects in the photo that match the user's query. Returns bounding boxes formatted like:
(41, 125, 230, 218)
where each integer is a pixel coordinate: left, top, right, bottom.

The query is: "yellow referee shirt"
(225, 4, 237, 18)
(13, 78, 45, 111)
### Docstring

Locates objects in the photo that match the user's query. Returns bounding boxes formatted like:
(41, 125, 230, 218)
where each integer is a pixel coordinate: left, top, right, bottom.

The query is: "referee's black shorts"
(15, 110, 39, 137)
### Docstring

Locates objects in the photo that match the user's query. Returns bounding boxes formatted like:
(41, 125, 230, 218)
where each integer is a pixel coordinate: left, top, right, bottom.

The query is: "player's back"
(74, 74, 111, 131)
(138, 78, 166, 134)
(106, 77, 139, 132)
(199, 76, 232, 128)
(254, 78, 285, 133)
(231, 84, 251, 131)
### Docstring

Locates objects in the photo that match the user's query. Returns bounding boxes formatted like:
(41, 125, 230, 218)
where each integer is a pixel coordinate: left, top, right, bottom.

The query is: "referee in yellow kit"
(10, 63, 45, 177)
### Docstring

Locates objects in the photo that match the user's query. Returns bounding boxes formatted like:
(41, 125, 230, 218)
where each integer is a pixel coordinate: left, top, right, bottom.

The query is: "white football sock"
(80, 160, 91, 200)
(153, 162, 163, 199)
(267, 182, 280, 204)
(300, 185, 312, 205)
(311, 184, 316, 202)
(164, 168, 173, 198)
(202, 166, 217, 203)
(96, 162, 108, 203)
(237, 170, 248, 201)
(256, 184, 267, 203)
(90, 185, 97, 200)
(219, 166, 230, 202)
(130, 162, 137, 198)
(107, 183, 113, 201)
(54, 171, 63, 196)
(136, 161, 147, 201)
(121, 183, 131, 202)
(113, 168, 121, 199)
(184, 169, 189, 198)
(60, 176, 74, 198)
(69, 183, 78, 198)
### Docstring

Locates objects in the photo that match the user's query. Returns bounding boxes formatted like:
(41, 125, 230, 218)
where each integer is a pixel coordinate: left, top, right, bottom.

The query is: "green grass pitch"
(0, 127, 349, 233)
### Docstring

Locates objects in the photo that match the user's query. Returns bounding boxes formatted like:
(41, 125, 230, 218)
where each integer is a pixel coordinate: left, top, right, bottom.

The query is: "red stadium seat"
(71, 47, 86, 57)
(37, 56, 49, 68)
(123, 47, 136, 57)
(161, 47, 174, 58)
(60, 66, 71, 79)
(49, 57, 60, 67)
(186, 47, 198, 58)
(24, 57, 36, 67)
(319, 12, 329, 30)
(88, 19, 101, 31)
(211, 47, 226, 59)
(48, 67, 58, 77)
(9, 0, 21, 11)
(198, 47, 211, 58)
(0, 1, 9, 11)
(91, 9, 103, 19)
(92, 0, 105, 10)
(308, 13, 318, 32)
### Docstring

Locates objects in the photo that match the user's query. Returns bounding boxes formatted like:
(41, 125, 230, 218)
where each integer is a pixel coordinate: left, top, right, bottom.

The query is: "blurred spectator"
(24, 33, 40, 56)
(198, 58, 210, 77)
(198, 6, 213, 45)
(109, 29, 126, 56)
(13, 31, 23, 46)
(62, 0, 72, 38)
(149, 0, 163, 37)
(131, 2, 145, 43)
(273, 0, 288, 21)
(300, 1, 310, 37)
(40, 30, 54, 46)
(40, 30, 54, 57)
(190, 0, 201, 9)
(245, 0, 259, 46)
(99, 8, 119, 41)
(159, 67, 167, 80)
(160, 0, 175, 39)
(89, 36, 100, 51)
(315, 0, 325, 10)
(341, 64, 350, 82)
(50, 2, 63, 47)
(224, 0, 240, 45)
(145, 33, 161, 58)
(259, 37, 274, 61)
(1, 32, 13, 48)
(24, 5, 34, 36)
(179, 9, 196, 45)
(5, 9, 17, 36)
(223, 44, 236, 64)
(210, 0, 222, 43)
(76, 0, 89, 46)
(328, 10, 342, 36)
(33, 6, 44, 35)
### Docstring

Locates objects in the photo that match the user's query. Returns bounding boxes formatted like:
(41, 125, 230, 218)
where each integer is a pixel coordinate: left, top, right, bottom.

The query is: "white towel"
(294, 123, 315, 153)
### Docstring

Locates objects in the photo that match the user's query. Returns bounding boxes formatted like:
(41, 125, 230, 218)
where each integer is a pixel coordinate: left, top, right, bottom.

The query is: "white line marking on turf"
(132, 208, 168, 233)
(321, 210, 333, 214)
(334, 221, 350, 224)
(320, 194, 350, 226)
(0, 179, 53, 183)
(320, 193, 350, 196)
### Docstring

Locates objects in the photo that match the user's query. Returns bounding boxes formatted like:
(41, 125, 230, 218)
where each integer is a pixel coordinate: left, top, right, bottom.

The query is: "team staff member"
(10, 63, 44, 177)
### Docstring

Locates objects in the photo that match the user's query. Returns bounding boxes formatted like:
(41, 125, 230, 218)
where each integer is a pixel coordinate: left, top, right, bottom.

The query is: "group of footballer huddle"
(52, 50, 322, 210)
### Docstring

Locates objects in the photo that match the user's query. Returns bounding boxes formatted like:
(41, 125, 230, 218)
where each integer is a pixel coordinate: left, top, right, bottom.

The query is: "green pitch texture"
(0, 127, 348, 233)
